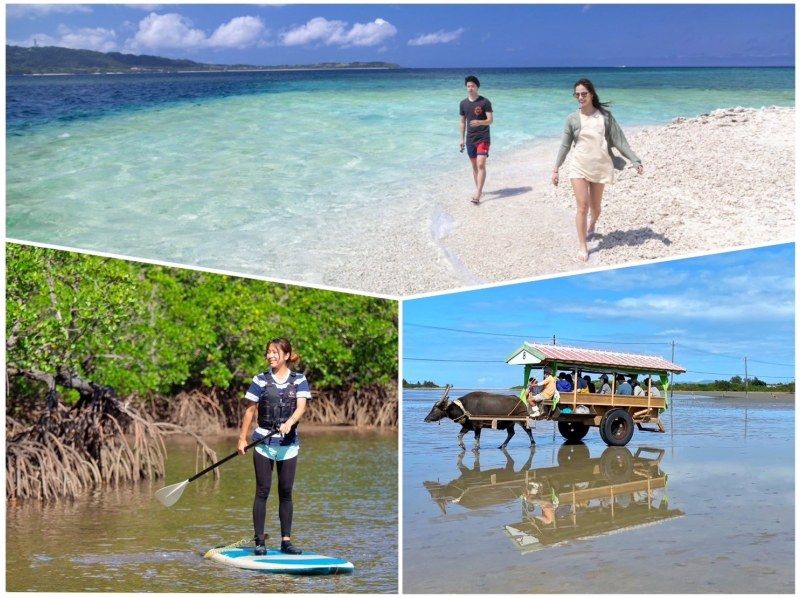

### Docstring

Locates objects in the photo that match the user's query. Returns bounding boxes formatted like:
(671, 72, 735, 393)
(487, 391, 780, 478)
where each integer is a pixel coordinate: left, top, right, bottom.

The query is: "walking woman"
(238, 337, 311, 555)
(552, 78, 644, 261)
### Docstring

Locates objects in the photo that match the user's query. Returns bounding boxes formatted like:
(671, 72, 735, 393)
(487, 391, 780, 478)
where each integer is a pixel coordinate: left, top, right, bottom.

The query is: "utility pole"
(670, 340, 675, 439)
(744, 356, 749, 398)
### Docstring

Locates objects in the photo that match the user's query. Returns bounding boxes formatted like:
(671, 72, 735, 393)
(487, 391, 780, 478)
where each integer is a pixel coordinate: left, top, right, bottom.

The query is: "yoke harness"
(257, 371, 300, 432)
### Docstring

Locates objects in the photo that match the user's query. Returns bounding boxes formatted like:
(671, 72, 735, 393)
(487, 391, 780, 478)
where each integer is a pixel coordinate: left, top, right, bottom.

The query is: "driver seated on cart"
(527, 367, 556, 417)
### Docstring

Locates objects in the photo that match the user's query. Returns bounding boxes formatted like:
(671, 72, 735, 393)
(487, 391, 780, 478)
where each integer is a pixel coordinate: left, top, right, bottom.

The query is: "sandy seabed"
(340, 106, 794, 296)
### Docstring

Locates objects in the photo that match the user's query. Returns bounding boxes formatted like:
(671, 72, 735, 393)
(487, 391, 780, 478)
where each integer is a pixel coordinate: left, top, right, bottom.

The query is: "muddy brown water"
(7, 428, 397, 592)
(404, 391, 794, 593)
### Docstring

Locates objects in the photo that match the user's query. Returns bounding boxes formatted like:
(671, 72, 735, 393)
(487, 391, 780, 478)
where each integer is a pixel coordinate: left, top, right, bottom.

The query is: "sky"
(6, 4, 795, 68)
(403, 245, 795, 388)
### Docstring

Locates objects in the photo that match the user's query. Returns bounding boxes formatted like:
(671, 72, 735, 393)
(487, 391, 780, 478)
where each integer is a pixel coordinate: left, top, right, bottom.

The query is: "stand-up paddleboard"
(204, 539, 354, 575)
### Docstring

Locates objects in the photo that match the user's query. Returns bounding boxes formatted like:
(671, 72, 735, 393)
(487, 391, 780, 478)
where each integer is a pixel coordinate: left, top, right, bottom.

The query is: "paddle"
(155, 429, 278, 507)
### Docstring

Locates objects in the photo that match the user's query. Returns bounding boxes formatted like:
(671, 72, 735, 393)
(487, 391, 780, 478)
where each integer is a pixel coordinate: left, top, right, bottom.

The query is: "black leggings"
(252, 450, 298, 539)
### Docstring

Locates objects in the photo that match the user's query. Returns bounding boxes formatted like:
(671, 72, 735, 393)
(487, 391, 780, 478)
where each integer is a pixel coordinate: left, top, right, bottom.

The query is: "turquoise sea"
(6, 68, 794, 286)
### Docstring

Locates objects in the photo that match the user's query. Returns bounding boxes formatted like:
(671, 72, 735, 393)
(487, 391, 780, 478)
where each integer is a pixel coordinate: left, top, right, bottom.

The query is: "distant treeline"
(402, 379, 443, 388)
(6, 45, 399, 75)
(672, 376, 794, 393)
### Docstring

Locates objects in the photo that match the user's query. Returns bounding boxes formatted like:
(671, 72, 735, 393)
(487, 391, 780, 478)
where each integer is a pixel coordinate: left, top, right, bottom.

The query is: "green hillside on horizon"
(6, 45, 399, 75)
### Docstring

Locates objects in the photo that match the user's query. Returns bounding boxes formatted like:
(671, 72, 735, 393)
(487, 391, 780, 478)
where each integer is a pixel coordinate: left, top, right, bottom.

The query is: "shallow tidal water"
(403, 390, 794, 593)
(6, 428, 398, 593)
(6, 68, 794, 288)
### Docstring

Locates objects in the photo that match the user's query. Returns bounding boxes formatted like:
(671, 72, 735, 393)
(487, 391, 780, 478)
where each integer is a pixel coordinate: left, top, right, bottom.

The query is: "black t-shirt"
(460, 95, 493, 144)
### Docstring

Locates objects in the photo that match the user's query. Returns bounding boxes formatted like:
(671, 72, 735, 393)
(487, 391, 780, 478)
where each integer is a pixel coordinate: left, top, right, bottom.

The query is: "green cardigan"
(555, 110, 642, 170)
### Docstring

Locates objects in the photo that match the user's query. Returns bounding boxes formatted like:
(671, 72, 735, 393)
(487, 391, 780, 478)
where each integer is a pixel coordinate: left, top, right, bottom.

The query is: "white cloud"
(408, 28, 464, 46)
(279, 16, 396, 47)
(13, 25, 117, 52)
(341, 18, 396, 47)
(556, 293, 794, 322)
(207, 16, 266, 48)
(279, 16, 344, 46)
(7, 4, 92, 18)
(125, 12, 265, 51)
(126, 12, 206, 50)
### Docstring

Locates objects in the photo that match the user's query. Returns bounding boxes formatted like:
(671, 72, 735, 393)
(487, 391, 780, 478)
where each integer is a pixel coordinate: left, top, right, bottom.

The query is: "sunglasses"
(573, 91, 590, 98)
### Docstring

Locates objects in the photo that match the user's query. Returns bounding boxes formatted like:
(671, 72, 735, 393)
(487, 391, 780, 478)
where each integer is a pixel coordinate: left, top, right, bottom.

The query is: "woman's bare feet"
(471, 193, 481, 205)
(576, 248, 589, 262)
(587, 222, 597, 239)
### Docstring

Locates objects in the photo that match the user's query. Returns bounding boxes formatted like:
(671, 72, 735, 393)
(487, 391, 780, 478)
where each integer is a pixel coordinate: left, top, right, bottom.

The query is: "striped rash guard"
(245, 370, 312, 461)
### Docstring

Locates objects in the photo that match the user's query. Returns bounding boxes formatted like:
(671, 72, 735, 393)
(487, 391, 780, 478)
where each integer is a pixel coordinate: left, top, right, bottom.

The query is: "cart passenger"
(616, 374, 632, 395)
(646, 377, 662, 397)
(583, 375, 596, 393)
(556, 372, 573, 392)
(528, 367, 555, 417)
(599, 374, 612, 394)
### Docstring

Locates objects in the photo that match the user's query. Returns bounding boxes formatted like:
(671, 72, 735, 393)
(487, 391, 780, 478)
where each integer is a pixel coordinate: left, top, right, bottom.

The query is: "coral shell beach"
(367, 106, 794, 296)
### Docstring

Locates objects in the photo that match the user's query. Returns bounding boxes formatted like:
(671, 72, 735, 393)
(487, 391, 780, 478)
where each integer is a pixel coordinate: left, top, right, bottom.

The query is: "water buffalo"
(423, 390, 534, 450)
(424, 448, 536, 513)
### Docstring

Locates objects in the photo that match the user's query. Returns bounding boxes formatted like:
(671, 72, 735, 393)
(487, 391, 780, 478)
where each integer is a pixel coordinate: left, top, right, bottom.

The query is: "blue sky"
(6, 4, 795, 68)
(403, 245, 795, 387)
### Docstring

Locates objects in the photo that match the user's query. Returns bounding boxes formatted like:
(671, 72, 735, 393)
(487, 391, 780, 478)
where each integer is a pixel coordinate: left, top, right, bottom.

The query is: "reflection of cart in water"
(504, 445, 684, 553)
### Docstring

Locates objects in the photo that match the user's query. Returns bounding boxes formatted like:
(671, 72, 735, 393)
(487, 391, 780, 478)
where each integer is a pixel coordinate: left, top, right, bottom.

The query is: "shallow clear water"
(6, 68, 794, 286)
(6, 429, 398, 593)
(403, 389, 794, 593)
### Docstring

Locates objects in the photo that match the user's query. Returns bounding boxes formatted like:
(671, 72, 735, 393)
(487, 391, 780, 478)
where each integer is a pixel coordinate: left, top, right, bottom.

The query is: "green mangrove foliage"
(7, 244, 397, 403)
(6, 244, 397, 500)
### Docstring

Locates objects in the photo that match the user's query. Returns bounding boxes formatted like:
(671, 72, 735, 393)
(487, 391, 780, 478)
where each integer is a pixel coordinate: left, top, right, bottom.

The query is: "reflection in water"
(423, 448, 534, 513)
(423, 444, 683, 554)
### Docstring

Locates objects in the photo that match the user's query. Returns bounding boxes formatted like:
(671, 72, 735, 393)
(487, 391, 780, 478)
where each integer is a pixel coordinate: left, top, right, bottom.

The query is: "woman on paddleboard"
(238, 337, 311, 556)
(552, 78, 644, 262)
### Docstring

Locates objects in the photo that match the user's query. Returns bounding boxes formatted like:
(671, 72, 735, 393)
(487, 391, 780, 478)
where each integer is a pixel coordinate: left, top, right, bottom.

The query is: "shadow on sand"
(480, 186, 533, 203)
(591, 226, 672, 256)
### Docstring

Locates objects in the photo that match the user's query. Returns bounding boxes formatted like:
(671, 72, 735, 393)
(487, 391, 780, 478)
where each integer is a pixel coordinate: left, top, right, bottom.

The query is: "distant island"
(402, 379, 443, 389)
(672, 376, 793, 393)
(6, 45, 400, 75)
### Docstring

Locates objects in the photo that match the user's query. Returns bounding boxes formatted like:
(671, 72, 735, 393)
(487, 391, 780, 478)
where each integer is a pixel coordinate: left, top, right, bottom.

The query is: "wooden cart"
(506, 342, 686, 446)
(504, 446, 683, 553)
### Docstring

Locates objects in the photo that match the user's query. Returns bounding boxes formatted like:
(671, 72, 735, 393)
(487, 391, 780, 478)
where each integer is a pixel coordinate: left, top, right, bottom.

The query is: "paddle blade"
(155, 480, 189, 507)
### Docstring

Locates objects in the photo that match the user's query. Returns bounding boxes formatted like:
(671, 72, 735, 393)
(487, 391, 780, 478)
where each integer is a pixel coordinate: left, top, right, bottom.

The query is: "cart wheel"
(557, 420, 590, 442)
(600, 408, 634, 446)
(557, 441, 590, 466)
(598, 419, 608, 444)
(600, 447, 634, 483)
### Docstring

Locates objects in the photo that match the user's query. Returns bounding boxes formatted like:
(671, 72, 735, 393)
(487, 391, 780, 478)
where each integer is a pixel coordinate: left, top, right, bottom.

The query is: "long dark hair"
(574, 78, 611, 115)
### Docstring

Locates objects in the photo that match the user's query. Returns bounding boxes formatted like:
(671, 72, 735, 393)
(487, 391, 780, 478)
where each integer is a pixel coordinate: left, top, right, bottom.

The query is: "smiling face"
(266, 343, 289, 370)
(574, 84, 591, 108)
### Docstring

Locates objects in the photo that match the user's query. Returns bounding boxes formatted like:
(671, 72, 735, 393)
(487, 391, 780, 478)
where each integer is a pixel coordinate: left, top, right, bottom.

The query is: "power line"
(404, 323, 537, 340)
(407, 322, 794, 368)
(406, 323, 669, 346)
(403, 357, 506, 363)
(679, 345, 794, 367)
(747, 358, 795, 368)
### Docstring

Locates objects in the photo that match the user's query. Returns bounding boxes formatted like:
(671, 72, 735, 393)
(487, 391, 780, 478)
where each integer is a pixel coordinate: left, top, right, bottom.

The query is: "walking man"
(459, 75, 493, 205)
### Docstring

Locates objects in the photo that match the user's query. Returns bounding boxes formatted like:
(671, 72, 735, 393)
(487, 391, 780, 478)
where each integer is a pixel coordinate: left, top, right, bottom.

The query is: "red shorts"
(467, 140, 490, 159)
